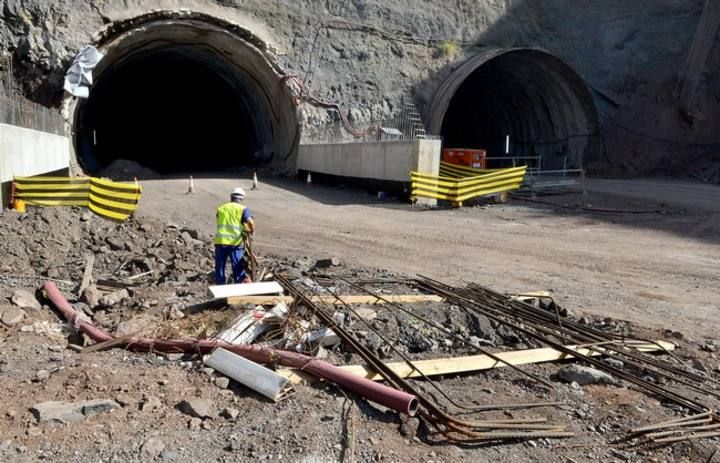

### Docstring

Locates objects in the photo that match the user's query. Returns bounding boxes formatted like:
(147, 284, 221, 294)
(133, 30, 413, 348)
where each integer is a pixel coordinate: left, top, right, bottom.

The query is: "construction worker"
(214, 188, 255, 285)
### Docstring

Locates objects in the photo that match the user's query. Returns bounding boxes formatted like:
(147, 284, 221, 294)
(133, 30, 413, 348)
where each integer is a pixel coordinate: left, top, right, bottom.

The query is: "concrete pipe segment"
(427, 48, 602, 170)
(67, 11, 300, 176)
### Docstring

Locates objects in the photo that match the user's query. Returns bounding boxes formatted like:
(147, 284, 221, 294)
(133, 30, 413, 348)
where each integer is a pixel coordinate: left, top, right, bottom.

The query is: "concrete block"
(0, 124, 70, 207)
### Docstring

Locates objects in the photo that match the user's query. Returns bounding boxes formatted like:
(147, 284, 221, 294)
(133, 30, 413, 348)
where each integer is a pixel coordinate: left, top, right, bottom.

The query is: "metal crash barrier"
(12, 176, 142, 221)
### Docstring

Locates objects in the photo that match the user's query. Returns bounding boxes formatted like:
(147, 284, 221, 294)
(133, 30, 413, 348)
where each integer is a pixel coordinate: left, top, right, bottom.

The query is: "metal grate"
(0, 55, 65, 136)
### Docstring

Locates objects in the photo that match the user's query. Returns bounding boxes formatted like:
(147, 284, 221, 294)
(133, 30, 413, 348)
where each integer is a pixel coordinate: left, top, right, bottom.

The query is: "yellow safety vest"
(215, 202, 246, 246)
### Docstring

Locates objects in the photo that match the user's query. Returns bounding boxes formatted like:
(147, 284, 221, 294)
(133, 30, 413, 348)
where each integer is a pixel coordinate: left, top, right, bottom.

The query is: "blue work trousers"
(214, 245, 246, 285)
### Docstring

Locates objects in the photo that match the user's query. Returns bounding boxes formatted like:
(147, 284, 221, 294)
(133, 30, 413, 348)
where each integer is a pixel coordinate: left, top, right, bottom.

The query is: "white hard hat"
(231, 187, 246, 199)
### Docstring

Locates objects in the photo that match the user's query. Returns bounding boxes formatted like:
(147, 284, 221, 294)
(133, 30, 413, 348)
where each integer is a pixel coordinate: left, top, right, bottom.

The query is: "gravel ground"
(0, 178, 718, 461)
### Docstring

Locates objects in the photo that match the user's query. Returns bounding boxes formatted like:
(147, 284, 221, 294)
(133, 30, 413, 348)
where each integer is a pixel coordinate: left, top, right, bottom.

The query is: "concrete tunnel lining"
(428, 48, 601, 170)
(69, 12, 299, 176)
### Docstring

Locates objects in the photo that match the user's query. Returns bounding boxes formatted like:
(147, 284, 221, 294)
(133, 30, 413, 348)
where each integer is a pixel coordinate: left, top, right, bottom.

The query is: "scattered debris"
(140, 438, 165, 459)
(115, 395, 140, 408)
(114, 316, 155, 337)
(511, 291, 568, 317)
(221, 407, 240, 420)
(20, 321, 73, 344)
(701, 341, 718, 353)
(31, 399, 120, 423)
(178, 398, 216, 420)
(354, 307, 377, 321)
(314, 257, 341, 269)
(556, 365, 619, 386)
(214, 377, 230, 389)
(1, 307, 26, 326)
(98, 289, 129, 308)
(141, 396, 162, 412)
(11, 290, 41, 311)
(211, 303, 288, 345)
(81, 285, 101, 308)
(188, 417, 202, 431)
(306, 327, 341, 348)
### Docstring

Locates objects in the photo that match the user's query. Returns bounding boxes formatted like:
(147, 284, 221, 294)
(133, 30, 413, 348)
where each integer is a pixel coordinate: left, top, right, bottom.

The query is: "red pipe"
(43, 282, 418, 416)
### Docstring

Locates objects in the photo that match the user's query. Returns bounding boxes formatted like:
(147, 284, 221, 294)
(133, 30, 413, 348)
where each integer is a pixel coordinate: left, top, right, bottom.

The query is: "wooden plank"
(80, 332, 138, 354)
(225, 294, 444, 306)
(208, 281, 284, 299)
(278, 340, 676, 384)
(95, 279, 136, 289)
(77, 253, 95, 296)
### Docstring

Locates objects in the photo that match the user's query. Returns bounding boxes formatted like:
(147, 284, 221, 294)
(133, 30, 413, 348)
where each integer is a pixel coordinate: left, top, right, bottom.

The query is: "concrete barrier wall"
(0, 123, 70, 206)
(297, 139, 441, 182)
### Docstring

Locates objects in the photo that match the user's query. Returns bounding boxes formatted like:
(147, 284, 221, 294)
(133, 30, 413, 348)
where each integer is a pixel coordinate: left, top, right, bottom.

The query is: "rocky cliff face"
(1, 0, 718, 180)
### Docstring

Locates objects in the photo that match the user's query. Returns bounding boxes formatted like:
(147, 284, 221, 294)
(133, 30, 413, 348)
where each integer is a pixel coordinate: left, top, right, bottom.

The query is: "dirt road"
(137, 176, 720, 339)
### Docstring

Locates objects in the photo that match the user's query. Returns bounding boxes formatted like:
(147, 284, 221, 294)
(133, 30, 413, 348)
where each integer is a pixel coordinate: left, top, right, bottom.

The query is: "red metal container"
(442, 148, 486, 168)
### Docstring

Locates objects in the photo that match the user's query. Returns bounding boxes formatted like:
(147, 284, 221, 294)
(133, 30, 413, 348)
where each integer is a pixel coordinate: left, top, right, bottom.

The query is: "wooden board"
(208, 281, 284, 299)
(279, 340, 676, 384)
(226, 294, 444, 306)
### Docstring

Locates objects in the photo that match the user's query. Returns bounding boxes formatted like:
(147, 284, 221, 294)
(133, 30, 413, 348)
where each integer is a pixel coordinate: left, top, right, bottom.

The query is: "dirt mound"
(98, 159, 158, 181)
(0, 206, 212, 302)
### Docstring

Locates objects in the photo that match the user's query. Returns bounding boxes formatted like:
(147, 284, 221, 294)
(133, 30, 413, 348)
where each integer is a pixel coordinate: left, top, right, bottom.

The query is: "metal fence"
(485, 155, 586, 195)
(0, 54, 65, 136)
(305, 96, 437, 145)
(0, 88, 65, 136)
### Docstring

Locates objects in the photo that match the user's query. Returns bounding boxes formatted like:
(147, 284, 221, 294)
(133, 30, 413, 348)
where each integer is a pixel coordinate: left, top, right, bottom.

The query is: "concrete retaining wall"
(297, 139, 441, 182)
(0, 124, 70, 206)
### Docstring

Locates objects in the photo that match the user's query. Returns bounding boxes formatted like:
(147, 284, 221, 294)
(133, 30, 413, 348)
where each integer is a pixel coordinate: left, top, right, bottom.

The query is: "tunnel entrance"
(70, 12, 299, 177)
(78, 47, 261, 173)
(428, 49, 601, 170)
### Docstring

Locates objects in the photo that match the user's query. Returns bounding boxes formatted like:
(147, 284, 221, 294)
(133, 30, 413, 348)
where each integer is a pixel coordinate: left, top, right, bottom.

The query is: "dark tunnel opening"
(436, 49, 601, 170)
(77, 47, 262, 174)
(70, 14, 300, 178)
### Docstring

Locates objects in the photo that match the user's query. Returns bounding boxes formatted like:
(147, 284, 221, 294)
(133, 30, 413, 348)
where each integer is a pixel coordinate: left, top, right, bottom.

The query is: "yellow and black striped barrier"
(12, 176, 142, 222)
(411, 163, 527, 204)
(439, 161, 499, 178)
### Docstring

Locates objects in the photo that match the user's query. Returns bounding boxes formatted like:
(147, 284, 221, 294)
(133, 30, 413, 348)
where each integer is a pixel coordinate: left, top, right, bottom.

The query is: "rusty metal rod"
(338, 276, 557, 390)
(645, 423, 720, 439)
(459, 284, 720, 399)
(653, 430, 720, 444)
(417, 276, 711, 414)
(469, 283, 718, 386)
(631, 411, 715, 433)
(278, 275, 571, 439)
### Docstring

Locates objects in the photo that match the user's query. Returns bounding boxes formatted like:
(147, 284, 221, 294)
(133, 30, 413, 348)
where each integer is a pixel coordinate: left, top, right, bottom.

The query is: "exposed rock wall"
(0, 0, 718, 180)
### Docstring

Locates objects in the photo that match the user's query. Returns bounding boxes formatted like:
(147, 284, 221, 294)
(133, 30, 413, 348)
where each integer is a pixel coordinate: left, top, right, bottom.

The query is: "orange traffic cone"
(251, 171, 258, 190)
(187, 176, 195, 194)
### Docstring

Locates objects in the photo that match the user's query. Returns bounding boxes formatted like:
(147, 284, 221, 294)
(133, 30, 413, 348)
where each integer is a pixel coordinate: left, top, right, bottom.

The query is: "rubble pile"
(0, 207, 212, 288)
